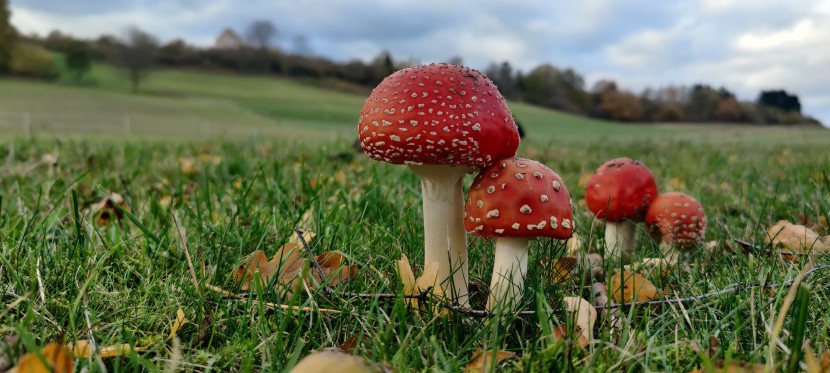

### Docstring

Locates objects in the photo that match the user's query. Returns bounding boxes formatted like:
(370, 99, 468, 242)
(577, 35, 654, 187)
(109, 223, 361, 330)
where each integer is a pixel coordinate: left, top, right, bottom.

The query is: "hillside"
(1, 66, 828, 143)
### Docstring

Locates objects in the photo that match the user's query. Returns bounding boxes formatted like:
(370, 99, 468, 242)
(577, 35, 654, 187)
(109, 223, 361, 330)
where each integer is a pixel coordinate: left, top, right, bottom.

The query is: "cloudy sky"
(9, 0, 830, 124)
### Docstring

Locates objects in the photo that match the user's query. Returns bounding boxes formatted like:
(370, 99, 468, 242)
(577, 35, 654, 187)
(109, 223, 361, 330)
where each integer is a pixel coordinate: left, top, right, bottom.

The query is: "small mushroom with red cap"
(465, 158, 574, 310)
(585, 158, 658, 259)
(645, 192, 707, 262)
(358, 63, 521, 305)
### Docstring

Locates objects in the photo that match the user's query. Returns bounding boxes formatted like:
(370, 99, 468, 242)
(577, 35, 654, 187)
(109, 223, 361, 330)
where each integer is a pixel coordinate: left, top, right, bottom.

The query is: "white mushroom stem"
(487, 237, 530, 311)
(410, 164, 471, 306)
(604, 220, 636, 259)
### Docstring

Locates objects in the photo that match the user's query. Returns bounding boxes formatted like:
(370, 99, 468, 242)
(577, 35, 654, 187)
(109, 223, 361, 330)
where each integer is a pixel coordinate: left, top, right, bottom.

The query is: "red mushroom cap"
(464, 157, 574, 239)
(357, 63, 520, 168)
(645, 192, 707, 249)
(585, 157, 658, 222)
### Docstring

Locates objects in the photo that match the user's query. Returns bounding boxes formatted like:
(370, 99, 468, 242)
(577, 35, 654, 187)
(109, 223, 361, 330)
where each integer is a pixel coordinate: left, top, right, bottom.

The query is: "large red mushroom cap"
(585, 158, 658, 222)
(645, 192, 707, 250)
(464, 158, 574, 239)
(357, 63, 520, 168)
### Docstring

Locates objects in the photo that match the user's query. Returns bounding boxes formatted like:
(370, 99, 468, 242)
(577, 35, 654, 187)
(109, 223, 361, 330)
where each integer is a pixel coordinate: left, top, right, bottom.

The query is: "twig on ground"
(241, 228, 830, 318)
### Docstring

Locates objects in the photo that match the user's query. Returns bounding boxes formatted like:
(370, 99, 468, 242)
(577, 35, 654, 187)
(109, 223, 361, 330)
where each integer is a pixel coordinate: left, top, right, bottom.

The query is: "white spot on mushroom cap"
(520, 205, 532, 214)
(540, 195, 549, 202)
(552, 181, 562, 191)
(515, 173, 525, 180)
(495, 228, 505, 234)
(511, 223, 520, 230)
(486, 209, 500, 218)
(487, 186, 496, 194)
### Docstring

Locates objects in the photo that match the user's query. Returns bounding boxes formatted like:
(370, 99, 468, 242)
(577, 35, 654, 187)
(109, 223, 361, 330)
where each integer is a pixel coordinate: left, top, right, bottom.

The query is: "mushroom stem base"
(604, 220, 636, 260)
(487, 237, 530, 311)
(410, 164, 472, 306)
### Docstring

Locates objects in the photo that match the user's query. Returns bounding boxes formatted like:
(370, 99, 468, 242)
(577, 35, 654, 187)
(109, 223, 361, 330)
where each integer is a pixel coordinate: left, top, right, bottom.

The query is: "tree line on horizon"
(0, 8, 821, 126)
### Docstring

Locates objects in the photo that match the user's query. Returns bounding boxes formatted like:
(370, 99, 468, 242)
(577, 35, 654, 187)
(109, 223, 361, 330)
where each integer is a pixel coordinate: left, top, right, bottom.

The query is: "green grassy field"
(1, 69, 830, 371)
(2, 65, 828, 143)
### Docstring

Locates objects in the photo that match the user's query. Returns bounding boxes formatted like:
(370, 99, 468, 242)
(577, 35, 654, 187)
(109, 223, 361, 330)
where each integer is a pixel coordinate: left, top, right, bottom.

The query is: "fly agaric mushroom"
(585, 158, 658, 259)
(464, 157, 573, 310)
(645, 192, 706, 261)
(358, 63, 520, 305)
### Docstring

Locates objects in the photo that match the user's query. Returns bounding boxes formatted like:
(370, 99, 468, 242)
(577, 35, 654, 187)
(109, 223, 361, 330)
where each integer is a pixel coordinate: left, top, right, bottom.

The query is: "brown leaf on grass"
(233, 243, 356, 294)
(541, 257, 576, 285)
(565, 234, 583, 256)
(397, 255, 417, 307)
(577, 172, 594, 189)
(562, 296, 597, 343)
(168, 308, 186, 339)
(179, 157, 197, 174)
(396, 255, 447, 313)
(688, 359, 766, 373)
(464, 349, 518, 373)
(70, 340, 145, 359)
(765, 220, 830, 253)
(197, 154, 222, 165)
(550, 325, 589, 349)
(89, 193, 130, 225)
(798, 213, 829, 233)
(313, 252, 359, 287)
(290, 350, 380, 373)
(14, 343, 73, 373)
(609, 271, 663, 303)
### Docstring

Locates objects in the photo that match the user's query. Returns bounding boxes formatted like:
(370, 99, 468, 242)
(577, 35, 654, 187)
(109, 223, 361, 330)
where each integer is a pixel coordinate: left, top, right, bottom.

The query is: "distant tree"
(245, 20, 276, 50)
(684, 84, 721, 122)
(594, 90, 643, 122)
(368, 51, 395, 85)
(64, 41, 92, 81)
(757, 90, 801, 113)
(114, 27, 158, 93)
(291, 34, 312, 56)
(446, 55, 463, 66)
(157, 39, 192, 66)
(0, 0, 16, 73)
(714, 96, 740, 122)
(485, 61, 516, 98)
(522, 64, 570, 110)
(591, 79, 618, 95)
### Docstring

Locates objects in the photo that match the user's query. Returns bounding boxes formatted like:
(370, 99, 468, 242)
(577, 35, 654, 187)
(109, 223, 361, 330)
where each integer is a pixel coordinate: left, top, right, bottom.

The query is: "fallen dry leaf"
(542, 257, 576, 285)
(565, 234, 583, 256)
(688, 359, 766, 373)
(70, 340, 144, 359)
(396, 255, 448, 314)
(562, 296, 596, 343)
(234, 243, 356, 295)
(313, 252, 359, 287)
(14, 343, 73, 373)
(609, 271, 663, 303)
(168, 308, 186, 339)
(179, 157, 197, 174)
(765, 220, 829, 253)
(290, 350, 380, 373)
(550, 325, 589, 349)
(397, 254, 417, 307)
(465, 349, 518, 373)
(89, 193, 130, 225)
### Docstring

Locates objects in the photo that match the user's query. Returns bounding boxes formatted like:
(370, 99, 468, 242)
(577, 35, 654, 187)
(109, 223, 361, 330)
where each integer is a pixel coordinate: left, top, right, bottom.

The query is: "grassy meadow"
(1, 69, 830, 372)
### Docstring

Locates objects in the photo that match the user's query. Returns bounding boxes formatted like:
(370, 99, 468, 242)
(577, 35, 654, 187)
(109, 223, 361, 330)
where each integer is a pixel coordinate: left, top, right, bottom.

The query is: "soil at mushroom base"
(357, 63, 521, 306)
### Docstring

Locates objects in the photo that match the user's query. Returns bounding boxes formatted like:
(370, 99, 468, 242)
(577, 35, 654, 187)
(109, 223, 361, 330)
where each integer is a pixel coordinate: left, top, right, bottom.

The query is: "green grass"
(1, 135, 829, 371)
